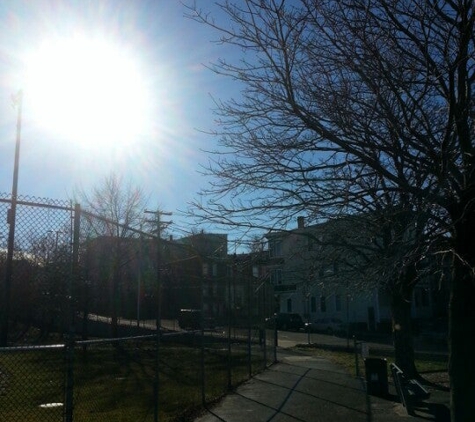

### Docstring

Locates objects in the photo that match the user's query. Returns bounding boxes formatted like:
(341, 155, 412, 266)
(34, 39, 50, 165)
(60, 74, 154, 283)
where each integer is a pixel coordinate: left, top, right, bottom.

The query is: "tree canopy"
(188, 1, 474, 419)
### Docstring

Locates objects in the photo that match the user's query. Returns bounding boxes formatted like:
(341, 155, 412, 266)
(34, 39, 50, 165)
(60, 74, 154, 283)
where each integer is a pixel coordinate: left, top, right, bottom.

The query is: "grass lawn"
(0, 340, 267, 422)
(295, 344, 448, 381)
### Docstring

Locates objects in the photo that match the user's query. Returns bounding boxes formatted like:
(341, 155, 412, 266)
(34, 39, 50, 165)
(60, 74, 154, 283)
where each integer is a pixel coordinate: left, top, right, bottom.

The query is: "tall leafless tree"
(74, 172, 150, 337)
(187, 1, 474, 418)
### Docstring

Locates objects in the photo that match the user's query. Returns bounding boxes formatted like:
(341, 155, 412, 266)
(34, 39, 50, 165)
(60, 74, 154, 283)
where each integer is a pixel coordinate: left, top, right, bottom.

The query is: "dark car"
(311, 317, 346, 335)
(270, 313, 305, 331)
(178, 309, 201, 330)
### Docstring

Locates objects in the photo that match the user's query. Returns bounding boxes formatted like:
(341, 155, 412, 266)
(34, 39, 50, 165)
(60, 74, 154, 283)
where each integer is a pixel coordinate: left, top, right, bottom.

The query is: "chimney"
(297, 216, 305, 229)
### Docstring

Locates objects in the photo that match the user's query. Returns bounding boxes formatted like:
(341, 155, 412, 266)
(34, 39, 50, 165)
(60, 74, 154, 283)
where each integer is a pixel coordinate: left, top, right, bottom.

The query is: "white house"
(265, 216, 442, 331)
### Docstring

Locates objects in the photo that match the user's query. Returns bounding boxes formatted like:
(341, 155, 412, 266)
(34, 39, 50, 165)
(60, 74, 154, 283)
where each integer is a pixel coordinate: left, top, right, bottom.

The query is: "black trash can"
(364, 358, 388, 397)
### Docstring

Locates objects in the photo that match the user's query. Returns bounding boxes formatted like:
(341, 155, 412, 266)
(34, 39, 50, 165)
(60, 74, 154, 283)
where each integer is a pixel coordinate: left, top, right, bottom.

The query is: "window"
(269, 239, 283, 257)
(320, 296, 327, 312)
(202, 263, 209, 276)
(308, 235, 323, 251)
(335, 294, 342, 311)
(311, 296, 317, 313)
(270, 269, 283, 285)
(287, 298, 292, 312)
(212, 263, 218, 277)
(252, 265, 259, 278)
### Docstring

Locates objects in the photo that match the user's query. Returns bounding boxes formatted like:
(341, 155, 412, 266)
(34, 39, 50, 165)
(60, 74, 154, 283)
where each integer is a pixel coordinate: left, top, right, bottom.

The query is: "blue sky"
(0, 0, 237, 239)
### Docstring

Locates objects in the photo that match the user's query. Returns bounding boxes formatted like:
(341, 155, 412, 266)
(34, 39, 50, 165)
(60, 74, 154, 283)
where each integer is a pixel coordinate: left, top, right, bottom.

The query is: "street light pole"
(1, 90, 23, 346)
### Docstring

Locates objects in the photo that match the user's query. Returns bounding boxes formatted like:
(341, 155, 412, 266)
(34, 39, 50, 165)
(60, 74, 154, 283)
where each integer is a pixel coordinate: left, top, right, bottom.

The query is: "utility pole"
(145, 209, 172, 422)
(1, 90, 23, 347)
(137, 223, 143, 330)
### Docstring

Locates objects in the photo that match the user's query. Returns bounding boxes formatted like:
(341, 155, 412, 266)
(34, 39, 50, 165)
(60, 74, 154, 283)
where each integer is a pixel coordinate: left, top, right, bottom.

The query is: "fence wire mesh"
(0, 194, 277, 421)
(0, 345, 66, 422)
(0, 194, 74, 344)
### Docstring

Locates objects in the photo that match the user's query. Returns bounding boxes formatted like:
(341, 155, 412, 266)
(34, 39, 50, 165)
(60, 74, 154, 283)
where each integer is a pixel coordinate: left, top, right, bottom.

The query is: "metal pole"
(137, 228, 142, 330)
(247, 274, 252, 378)
(1, 90, 23, 347)
(145, 209, 171, 422)
(154, 213, 161, 422)
(346, 280, 350, 350)
(354, 336, 359, 377)
(227, 257, 234, 390)
(65, 203, 81, 422)
(307, 293, 311, 345)
(200, 270, 205, 405)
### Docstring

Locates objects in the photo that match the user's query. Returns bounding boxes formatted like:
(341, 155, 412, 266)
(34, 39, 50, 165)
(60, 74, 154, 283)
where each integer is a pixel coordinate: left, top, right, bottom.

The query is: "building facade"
(265, 216, 446, 332)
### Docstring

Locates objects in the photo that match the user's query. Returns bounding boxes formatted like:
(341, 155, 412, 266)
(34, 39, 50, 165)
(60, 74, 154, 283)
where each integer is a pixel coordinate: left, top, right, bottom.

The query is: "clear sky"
(0, 0, 235, 239)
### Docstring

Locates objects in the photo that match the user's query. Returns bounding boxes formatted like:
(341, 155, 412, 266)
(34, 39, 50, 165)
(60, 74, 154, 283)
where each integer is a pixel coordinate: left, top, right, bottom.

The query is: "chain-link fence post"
(65, 203, 80, 422)
(227, 259, 234, 391)
(200, 271, 206, 405)
(247, 274, 252, 378)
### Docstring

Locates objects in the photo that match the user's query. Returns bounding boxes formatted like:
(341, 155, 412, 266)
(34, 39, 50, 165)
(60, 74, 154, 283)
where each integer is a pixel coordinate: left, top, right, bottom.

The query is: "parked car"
(178, 309, 201, 330)
(311, 317, 346, 335)
(268, 313, 305, 331)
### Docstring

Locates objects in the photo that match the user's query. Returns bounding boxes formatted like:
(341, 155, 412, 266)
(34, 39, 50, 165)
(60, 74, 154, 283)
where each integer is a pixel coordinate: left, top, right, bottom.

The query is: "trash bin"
(364, 358, 388, 397)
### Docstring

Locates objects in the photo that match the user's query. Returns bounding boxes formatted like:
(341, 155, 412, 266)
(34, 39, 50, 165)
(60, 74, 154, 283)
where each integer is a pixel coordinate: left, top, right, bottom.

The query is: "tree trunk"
(391, 286, 418, 378)
(111, 272, 119, 338)
(450, 211, 475, 421)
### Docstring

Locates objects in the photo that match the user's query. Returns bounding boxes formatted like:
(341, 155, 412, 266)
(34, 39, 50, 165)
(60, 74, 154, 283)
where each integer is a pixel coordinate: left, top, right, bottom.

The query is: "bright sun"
(23, 35, 151, 148)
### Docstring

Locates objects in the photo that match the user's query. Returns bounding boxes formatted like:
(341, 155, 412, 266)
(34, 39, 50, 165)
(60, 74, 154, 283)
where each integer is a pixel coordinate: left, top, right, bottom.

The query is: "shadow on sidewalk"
(197, 357, 369, 422)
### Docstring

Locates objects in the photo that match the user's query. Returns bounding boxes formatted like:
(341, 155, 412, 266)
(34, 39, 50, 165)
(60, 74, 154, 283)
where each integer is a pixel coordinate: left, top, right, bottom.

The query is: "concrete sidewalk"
(194, 349, 450, 422)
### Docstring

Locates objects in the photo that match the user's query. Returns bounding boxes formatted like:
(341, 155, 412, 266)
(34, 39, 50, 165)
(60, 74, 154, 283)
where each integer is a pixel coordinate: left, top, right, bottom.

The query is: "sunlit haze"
(0, 1, 235, 238)
(23, 35, 152, 149)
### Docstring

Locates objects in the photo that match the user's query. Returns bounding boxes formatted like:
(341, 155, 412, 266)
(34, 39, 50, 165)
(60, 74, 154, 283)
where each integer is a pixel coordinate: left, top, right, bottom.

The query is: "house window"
(202, 263, 209, 276)
(270, 269, 283, 285)
(287, 298, 292, 312)
(269, 239, 283, 257)
(311, 296, 317, 313)
(252, 265, 259, 278)
(335, 294, 342, 311)
(320, 296, 327, 312)
(212, 263, 218, 277)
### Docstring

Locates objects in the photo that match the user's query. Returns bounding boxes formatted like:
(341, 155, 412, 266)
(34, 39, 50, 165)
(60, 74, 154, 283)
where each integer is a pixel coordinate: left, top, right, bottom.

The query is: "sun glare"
(23, 35, 151, 148)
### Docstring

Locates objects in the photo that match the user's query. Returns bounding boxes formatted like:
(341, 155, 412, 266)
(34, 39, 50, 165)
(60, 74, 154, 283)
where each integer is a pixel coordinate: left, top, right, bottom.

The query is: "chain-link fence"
(0, 344, 66, 421)
(0, 193, 277, 421)
(0, 194, 74, 345)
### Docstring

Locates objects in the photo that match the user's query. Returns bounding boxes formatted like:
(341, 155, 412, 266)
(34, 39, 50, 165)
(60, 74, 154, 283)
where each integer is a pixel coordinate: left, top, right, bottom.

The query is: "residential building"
(265, 216, 448, 332)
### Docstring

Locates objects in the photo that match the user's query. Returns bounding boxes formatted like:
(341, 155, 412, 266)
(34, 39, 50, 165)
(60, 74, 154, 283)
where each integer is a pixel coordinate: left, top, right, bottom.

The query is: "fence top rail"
(76, 334, 157, 346)
(81, 209, 156, 239)
(0, 196, 73, 211)
(0, 344, 65, 352)
(76, 331, 193, 346)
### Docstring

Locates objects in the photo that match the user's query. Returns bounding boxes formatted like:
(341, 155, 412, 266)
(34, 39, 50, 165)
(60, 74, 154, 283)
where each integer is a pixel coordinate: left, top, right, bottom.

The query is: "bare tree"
(187, 1, 474, 418)
(74, 172, 150, 337)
